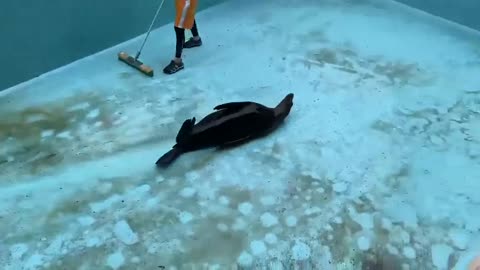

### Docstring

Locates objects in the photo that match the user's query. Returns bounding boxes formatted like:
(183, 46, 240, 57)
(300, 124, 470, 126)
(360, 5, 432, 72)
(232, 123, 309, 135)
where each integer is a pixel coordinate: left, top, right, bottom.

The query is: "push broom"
(118, 0, 166, 77)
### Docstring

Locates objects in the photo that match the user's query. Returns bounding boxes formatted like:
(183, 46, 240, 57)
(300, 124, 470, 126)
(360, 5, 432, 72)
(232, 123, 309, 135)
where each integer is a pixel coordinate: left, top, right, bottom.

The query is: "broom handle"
(135, 0, 166, 60)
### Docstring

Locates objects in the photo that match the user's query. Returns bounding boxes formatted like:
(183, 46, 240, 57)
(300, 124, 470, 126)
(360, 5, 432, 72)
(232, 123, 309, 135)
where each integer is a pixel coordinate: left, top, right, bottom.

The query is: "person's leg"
(163, 26, 185, 74)
(163, 0, 189, 74)
(174, 26, 185, 62)
(164, 0, 199, 74)
(191, 20, 199, 38)
(184, 19, 202, 48)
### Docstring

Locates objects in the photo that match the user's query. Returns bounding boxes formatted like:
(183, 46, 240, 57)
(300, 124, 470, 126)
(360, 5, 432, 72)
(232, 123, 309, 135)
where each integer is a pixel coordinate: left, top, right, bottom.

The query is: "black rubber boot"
(184, 37, 202, 48)
(163, 60, 184, 74)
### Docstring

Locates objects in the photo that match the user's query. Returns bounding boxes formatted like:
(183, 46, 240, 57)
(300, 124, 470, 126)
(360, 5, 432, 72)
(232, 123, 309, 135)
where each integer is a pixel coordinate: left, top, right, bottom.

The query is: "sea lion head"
(274, 93, 294, 119)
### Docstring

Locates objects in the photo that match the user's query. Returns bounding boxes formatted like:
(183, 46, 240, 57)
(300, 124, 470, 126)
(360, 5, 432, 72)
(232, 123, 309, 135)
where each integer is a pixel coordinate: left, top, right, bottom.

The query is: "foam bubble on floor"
(402, 246, 416, 259)
(237, 251, 253, 267)
(285, 215, 297, 227)
(178, 211, 194, 224)
(106, 250, 125, 270)
(77, 216, 96, 226)
(219, 196, 230, 205)
(238, 202, 253, 216)
(265, 233, 278, 245)
(431, 244, 453, 269)
(260, 212, 279, 228)
(250, 240, 267, 256)
(113, 220, 138, 245)
(86, 109, 100, 119)
(357, 236, 371, 251)
(291, 241, 311, 261)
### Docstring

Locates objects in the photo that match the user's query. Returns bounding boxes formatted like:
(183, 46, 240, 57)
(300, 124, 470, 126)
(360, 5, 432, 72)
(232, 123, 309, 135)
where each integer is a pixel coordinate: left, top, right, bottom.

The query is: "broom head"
(118, 51, 154, 77)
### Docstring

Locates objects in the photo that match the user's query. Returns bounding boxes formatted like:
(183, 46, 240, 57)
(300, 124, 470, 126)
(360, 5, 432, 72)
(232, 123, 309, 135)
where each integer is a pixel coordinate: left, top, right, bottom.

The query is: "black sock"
(174, 26, 185, 59)
(191, 20, 199, 38)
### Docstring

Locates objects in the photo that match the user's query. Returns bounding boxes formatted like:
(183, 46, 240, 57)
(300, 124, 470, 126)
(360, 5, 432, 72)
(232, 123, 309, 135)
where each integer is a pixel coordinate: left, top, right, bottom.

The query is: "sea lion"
(155, 93, 294, 167)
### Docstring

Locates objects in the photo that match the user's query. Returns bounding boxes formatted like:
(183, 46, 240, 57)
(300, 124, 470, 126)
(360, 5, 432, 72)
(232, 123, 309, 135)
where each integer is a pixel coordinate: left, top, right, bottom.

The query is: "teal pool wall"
(0, 0, 224, 91)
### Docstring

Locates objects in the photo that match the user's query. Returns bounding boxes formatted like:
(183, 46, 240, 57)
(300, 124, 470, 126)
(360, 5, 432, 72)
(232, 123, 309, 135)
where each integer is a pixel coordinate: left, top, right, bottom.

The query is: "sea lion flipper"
(156, 147, 183, 167)
(176, 117, 196, 144)
(214, 102, 253, 111)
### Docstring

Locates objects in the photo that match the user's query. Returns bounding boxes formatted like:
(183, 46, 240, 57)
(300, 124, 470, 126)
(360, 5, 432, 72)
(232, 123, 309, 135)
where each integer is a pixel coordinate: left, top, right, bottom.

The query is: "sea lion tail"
(156, 117, 196, 168)
(155, 147, 183, 167)
(176, 117, 196, 144)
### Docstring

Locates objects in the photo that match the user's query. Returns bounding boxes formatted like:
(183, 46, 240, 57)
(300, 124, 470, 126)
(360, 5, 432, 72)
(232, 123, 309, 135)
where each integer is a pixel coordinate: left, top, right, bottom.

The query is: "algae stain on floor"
(370, 89, 480, 157)
(295, 44, 436, 89)
(0, 92, 114, 178)
(0, 93, 104, 139)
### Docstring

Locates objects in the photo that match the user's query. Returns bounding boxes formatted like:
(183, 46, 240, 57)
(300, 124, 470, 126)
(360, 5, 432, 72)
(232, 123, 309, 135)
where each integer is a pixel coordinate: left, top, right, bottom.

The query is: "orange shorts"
(175, 0, 198, 29)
